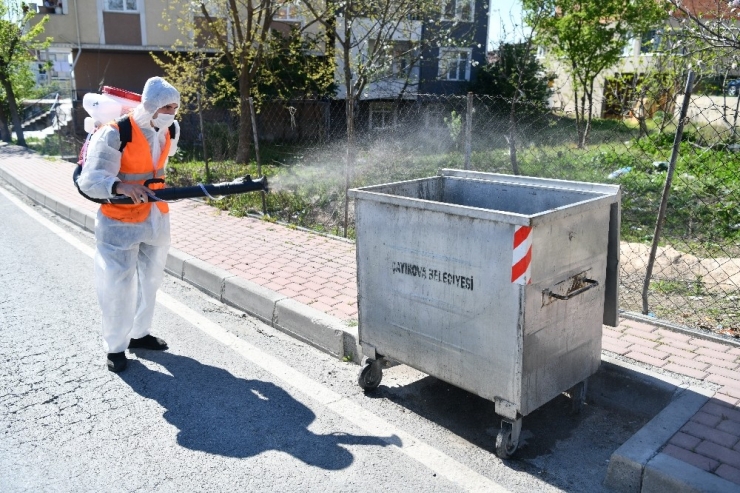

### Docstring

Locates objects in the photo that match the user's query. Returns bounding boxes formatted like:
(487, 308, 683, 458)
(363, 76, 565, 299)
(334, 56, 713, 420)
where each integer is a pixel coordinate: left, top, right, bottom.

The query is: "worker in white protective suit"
(77, 77, 181, 373)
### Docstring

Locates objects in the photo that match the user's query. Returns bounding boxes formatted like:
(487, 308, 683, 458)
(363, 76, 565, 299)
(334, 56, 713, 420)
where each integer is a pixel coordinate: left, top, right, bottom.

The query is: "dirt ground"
(620, 241, 740, 337)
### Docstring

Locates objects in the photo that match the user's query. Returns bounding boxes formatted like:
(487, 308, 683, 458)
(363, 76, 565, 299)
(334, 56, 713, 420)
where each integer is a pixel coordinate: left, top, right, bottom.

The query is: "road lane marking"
(3, 186, 511, 493)
(157, 294, 506, 493)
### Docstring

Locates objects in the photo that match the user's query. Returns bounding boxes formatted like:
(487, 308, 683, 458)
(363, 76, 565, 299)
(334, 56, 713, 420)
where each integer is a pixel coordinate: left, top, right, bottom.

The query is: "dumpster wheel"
(568, 380, 588, 414)
(358, 358, 383, 391)
(495, 420, 520, 459)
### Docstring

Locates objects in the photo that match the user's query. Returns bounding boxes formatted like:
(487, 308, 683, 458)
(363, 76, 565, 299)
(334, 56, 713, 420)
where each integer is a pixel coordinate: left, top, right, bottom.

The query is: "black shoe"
(107, 352, 128, 372)
(128, 334, 168, 350)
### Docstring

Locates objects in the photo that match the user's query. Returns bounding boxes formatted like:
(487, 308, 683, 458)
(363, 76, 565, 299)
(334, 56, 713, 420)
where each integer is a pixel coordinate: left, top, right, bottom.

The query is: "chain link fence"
(50, 86, 740, 334)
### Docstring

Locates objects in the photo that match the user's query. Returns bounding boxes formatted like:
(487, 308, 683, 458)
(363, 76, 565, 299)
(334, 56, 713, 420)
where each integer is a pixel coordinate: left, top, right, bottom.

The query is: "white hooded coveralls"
(77, 77, 180, 353)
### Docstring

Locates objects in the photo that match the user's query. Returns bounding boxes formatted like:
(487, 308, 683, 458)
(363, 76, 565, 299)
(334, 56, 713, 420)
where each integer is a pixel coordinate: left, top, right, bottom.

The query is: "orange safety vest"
(100, 117, 170, 223)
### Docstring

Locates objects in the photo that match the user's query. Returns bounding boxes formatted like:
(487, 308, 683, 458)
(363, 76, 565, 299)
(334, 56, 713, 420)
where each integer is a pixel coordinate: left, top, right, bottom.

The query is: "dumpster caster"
(358, 357, 384, 391)
(495, 419, 521, 459)
(568, 380, 587, 414)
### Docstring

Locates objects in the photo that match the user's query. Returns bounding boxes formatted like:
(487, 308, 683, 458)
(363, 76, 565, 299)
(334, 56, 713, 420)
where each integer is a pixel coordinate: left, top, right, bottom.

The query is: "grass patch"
(652, 277, 707, 297)
(166, 119, 740, 258)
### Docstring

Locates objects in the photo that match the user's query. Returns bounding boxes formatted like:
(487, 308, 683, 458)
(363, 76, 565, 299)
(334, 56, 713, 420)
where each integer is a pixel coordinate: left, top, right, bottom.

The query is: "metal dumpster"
(348, 169, 621, 458)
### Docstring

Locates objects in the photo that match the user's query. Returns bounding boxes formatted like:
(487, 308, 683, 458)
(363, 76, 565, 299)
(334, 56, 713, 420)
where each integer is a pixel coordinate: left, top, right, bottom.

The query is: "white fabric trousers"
(94, 206, 171, 353)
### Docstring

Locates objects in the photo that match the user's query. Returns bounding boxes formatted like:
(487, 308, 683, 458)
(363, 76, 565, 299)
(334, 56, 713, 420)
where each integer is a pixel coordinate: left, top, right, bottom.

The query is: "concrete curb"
(0, 168, 361, 364)
(621, 311, 740, 349)
(603, 385, 713, 493)
(642, 453, 739, 493)
(164, 249, 358, 361)
(165, 250, 360, 361)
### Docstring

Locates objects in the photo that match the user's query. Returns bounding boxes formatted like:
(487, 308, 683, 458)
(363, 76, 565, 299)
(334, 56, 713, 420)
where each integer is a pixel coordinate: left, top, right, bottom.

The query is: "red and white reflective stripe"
(511, 225, 532, 285)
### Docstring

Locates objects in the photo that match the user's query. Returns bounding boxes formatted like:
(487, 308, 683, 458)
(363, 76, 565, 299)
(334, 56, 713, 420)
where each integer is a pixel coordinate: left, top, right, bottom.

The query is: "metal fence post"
(641, 71, 695, 315)
(465, 92, 473, 170)
(197, 91, 209, 181)
(248, 97, 267, 215)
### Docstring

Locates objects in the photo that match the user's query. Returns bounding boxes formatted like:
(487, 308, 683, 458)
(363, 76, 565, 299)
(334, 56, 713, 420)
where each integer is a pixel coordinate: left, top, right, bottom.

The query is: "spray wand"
(73, 166, 268, 204)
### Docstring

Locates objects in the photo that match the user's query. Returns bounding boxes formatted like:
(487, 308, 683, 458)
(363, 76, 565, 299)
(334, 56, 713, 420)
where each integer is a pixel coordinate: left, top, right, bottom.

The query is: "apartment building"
(30, 0, 179, 98)
(331, 0, 488, 131)
(29, 0, 488, 141)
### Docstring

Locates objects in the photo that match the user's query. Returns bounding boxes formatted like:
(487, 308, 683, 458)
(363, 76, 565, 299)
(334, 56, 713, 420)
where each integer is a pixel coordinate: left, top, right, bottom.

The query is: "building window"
(41, 0, 63, 14)
(621, 37, 636, 57)
(369, 102, 396, 129)
(438, 48, 471, 81)
(106, 0, 138, 12)
(441, 0, 474, 22)
(369, 41, 414, 78)
(36, 51, 72, 83)
(640, 30, 662, 54)
(274, 2, 301, 21)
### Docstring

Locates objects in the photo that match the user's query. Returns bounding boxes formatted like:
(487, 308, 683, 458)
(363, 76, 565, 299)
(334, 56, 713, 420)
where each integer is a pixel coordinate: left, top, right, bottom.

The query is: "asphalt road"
(0, 181, 667, 492)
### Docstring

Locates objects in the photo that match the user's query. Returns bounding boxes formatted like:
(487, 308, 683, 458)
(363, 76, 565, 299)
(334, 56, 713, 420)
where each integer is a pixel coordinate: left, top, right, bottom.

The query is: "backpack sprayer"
(73, 86, 267, 204)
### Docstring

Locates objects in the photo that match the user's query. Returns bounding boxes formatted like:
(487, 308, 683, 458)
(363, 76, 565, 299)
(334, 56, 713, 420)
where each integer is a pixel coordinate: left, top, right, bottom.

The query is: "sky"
(488, 0, 527, 49)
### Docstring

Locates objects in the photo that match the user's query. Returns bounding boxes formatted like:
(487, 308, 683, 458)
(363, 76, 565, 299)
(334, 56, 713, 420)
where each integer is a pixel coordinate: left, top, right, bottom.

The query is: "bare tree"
(301, 0, 473, 235)
(665, 0, 740, 134)
(483, 4, 551, 173)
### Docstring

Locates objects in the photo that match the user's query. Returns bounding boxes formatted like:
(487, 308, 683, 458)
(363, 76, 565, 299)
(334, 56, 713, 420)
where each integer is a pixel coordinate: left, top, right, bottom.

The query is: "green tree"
(523, 0, 669, 147)
(469, 43, 551, 107)
(443, 109, 461, 149)
(601, 33, 687, 139)
(158, 0, 334, 164)
(0, 1, 50, 146)
(0, 53, 39, 142)
(471, 3, 551, 174)
(255, 29, 336, 98)
(470, 42, 552, 173)
(156, 30, 335, 118)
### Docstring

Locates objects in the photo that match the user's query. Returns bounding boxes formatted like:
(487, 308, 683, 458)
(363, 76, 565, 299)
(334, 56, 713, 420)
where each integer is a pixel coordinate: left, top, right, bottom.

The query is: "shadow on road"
(359, 361, 673, 491)
(120, 350, 399, 468)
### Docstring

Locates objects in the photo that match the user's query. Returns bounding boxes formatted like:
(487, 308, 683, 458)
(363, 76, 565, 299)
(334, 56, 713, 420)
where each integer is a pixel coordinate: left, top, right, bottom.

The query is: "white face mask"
(151, 113, 175, 129)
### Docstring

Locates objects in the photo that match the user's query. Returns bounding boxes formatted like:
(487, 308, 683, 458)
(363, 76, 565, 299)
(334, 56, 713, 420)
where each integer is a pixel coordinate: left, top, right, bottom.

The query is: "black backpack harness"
(73, 115, 176, 203)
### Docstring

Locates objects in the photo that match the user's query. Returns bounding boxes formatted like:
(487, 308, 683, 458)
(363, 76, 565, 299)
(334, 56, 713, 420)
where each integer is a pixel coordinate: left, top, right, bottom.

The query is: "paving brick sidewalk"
(3, 145, 740, 488)
(0, 146, 358, 322)
(606, 318, 740, 485)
